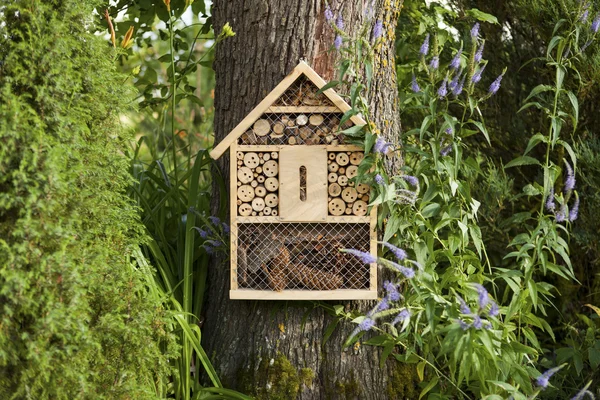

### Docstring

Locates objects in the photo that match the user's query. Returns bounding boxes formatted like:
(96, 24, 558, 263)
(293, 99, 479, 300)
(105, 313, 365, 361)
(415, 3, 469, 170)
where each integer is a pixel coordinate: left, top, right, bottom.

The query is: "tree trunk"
(205, 1, 406, 398)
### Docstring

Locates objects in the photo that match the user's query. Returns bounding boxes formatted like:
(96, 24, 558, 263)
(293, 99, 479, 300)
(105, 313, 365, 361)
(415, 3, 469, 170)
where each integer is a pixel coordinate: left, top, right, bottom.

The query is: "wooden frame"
(213, 61, 378, 301)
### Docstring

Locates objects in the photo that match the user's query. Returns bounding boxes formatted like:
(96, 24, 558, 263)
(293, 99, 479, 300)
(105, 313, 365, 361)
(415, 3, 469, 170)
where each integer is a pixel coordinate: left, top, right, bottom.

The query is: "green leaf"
(524, 84, 554, 102)
(523, 133, 548, 156)
(566, 90, 579, 129)
(469, 225, 483, 257)
(416, 361, 426, 381)
(316, 80, 339, 94)
(418, 376, 439, 400)
(421, 203, 441, 218)
(466, 8, 499, 24)
(505, 156, 541, 168)
(322, 319, 339, 347)
(340, 125, 364, 137)
(470, 120, 490, 145)
(589, 347, 600, 369)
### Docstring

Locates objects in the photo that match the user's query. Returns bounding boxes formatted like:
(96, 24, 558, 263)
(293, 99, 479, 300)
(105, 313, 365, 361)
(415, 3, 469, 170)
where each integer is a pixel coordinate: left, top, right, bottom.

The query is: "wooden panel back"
(279, 147, 327, 221)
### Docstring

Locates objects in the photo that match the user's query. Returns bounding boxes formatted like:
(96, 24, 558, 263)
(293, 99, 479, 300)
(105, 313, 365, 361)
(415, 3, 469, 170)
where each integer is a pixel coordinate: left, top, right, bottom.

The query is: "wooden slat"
(369, 205, 378, 291)
(230, 289, 377, 300)
(230, 142, 238, 290)
(325, 145, 362, 152)
(237, 145, 362, 152)
(235, 216, 370, 224)
(210, 65, 304, 160)
(266, 106, 341, 113)
(237, 145, 281, 151)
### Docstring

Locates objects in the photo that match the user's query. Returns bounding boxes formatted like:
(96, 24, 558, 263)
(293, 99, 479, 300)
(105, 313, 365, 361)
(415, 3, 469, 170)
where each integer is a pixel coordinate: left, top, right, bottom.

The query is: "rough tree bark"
(205, 1, 406, 398)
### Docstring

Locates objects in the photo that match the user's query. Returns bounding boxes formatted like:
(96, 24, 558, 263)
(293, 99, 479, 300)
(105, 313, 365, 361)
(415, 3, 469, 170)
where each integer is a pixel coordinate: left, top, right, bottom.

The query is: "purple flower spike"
(381, 242, 407, 261)
(401, 175, 419, 187)
(373, 20, 383, 39)
(472, 64, 486, 83)
(324, 6, 334, 22)
(358, 317, 375, 332)
(375, 174, 385, 185)
(536, 366, 562, 389)
(489, 301, 500, 317)
(383, 280, 401, 302)
(336, 14, 344, 30)
(473, 315, 483, 329)
(450, 49, 462, 70)
(194, 227, 209, 238)
(420, 34, 430, 56)
(445, 127, 453, 135)
(471, 22, 480, 39)
(452, 75, 466, 96)
(569, 194, 580, 222)
(556, 205, 567, 222)
(564, 161, 576, 192)
(440, 145, 453, 156)
(334, 35, 343, 50)
(429, 55, 439, 70)
(209, 216, 221, 225)
(581, 9, 590, 22)
(474, 284, 489, 309)
(546, 188, 556, 211)
(222, 223, 230, 234)
(343, 249, 377, 264)
(438, 78, 448, 98)
(376, 297, 390, 312)
(592, 14, 600, 33)
(411, 74, 420, 93)
(489, 74, 503, 94)
(392, 309, 411, 325)
(458, 296, 471, 314)
(475, 42, 485, 63)
(571, 386, 595, 400)
(459, 319, 471, 330)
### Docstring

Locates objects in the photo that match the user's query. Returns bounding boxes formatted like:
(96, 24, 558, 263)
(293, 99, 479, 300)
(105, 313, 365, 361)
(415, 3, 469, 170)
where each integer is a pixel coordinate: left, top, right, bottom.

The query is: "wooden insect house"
(210, 61, 377, 300)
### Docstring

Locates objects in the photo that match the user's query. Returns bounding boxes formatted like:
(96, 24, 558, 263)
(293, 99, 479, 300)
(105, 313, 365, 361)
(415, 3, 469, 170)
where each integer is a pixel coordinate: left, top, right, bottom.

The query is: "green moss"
(386, 362, 420, 399)
(299, 368, 315, 388)
(323, 369, 362, 399)
(238, 353, 309, 399)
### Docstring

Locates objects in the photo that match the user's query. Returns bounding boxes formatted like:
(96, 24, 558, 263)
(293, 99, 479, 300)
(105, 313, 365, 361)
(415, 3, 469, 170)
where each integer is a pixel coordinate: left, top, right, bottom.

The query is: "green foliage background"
(0, 0, 175, 398)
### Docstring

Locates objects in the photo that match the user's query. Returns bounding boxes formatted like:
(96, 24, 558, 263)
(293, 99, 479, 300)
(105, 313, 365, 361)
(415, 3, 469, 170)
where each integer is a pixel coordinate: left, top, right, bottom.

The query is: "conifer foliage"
(0, 1, 173, 398)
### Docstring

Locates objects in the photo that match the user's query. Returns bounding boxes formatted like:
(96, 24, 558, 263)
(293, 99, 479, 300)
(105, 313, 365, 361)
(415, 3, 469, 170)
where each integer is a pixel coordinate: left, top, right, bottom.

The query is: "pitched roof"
(209, 61, 367, 160)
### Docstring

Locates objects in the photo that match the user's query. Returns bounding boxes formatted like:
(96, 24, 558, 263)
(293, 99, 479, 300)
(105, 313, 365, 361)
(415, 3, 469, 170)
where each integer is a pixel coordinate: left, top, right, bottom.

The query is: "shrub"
(0, 1, 173, 398)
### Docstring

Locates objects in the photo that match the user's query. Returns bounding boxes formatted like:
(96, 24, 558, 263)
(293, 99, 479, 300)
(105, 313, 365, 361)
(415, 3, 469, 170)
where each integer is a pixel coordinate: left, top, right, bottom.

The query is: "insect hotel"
(210, 61, 377, 300)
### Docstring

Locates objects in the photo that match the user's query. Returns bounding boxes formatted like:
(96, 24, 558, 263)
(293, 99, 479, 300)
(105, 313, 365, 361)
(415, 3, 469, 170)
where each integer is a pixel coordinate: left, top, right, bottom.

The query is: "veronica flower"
(209, 216, 221, 225)
(420, 33, 430, 56)
(564, 161, 576, 192)
(374, 137, 393, 154)
(401, 175, 419, 188)
(592, 14, 600, 33)
(381, 241, 407, 261)
(474, 284, 489, 309)
(472, 315, 483, 329)
(489, 301, 500, 317)
(206, 239, 222, 247)
(429, 55, 439, 69)
(475, 41, 485, 63)
(580, 6, 590, 22)
(392, 309, 411, 325)
(536, 366, 562, 389)
(373, 20, 383, 39)
(222, 223, 230, 234)
(336, 15, 344, 30)
(383, 280, 400, 301)
(203, 244, 215, 254)
(471, 22, 480, 39)
(441, 145, 453, 156)
(375, 174, 385, 185)
(411, 74, 420, 93)
(343, 249, 377, 264)
(437, 78, 448, 98)
(194, 227, 209, 238)
(489, 74, 503, 95)
(556, 205, 567, 222)
(324, 6, 334, 22)
(445, 127, 453, 135)
(582, 39, 593, 52)
(387, 260, 415, 278)
(570, 384, 595, 400)
(458, 319, 471, 330)
(458, 296, 471, 314)
(376, 297, 390, 312)
(450, 48, 462, 70)
(448, 72, 460, 92)
(452, 75, 466, 96)
(569, 193, 580, 222)
(334, 35, 343, 50)
(546, 187, 556, 211)
(472, 64, 486, 83)
(358, 317, 375, 332)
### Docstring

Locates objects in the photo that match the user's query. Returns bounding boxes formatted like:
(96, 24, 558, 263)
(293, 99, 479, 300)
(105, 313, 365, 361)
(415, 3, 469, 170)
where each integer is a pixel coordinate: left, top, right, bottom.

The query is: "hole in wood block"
(299, 166, 307, 201)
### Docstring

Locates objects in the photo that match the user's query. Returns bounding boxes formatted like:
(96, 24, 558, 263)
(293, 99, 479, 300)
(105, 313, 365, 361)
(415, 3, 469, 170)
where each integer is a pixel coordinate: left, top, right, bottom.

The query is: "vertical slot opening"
(299, 166, 307, 201)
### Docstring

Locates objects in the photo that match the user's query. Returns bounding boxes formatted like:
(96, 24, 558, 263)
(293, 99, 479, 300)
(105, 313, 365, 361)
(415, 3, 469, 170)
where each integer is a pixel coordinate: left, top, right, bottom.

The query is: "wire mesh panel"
(238, 112, 354, 146)
(235, 222, 372, 291)
(272, 75, 334, 107)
